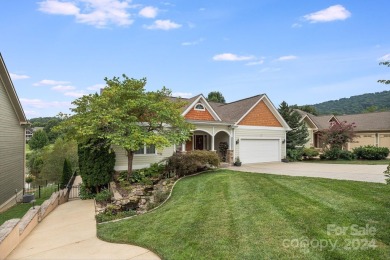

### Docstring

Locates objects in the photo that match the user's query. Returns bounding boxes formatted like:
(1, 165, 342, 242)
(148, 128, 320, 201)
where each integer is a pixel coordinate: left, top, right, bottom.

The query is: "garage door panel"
(240, 139, 280, 164)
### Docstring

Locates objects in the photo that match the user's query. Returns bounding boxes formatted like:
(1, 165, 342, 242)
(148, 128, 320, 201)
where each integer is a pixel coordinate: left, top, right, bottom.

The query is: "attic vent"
(194, 103, 205, 111)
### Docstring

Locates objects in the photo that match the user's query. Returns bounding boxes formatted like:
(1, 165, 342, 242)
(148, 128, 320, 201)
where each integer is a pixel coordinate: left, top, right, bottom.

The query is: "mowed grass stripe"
(97, 170, 390, 260)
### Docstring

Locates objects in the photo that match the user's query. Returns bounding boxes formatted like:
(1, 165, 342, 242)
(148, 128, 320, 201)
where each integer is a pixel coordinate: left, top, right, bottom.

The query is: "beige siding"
(235, 127, 286, 160)
(113, 145, 175, 171)
(349, 133, 376, 150)
(379, 133, 390, 150)
(0, 80, 25, 206)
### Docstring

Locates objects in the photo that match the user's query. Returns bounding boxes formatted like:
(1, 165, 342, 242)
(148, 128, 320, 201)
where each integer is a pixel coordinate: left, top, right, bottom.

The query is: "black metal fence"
(23, 183, 60, 200)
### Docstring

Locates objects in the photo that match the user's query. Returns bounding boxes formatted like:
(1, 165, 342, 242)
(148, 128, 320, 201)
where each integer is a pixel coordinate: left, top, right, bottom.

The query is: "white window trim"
(194, 103, 205, 111)
(134, 144, 157, 156)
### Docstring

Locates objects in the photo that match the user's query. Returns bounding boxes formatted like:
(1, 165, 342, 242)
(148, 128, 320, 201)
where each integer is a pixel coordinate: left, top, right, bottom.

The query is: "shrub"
(320, 148, 355, 160)
(95, 189, 112, 203)
(302, 147, 319, 159)
(166, 150, 220, 177)
(353, 145, 390, 160)
(384, 163, 390, 185)
(287, 148, 303, 161)
(95, 204, 136, 223)
(79, 183, 95, 200)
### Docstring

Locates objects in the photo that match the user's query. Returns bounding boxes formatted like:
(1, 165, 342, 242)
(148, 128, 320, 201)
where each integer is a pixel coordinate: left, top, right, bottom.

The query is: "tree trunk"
(126, 149, 134, 180)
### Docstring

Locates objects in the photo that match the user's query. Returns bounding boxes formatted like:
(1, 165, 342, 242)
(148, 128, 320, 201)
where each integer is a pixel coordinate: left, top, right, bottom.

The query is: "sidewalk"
(7, 197, 160, 259)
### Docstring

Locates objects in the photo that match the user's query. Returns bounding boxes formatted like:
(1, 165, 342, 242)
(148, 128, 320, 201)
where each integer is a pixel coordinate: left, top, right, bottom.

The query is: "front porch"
(177, 129, 234, 164)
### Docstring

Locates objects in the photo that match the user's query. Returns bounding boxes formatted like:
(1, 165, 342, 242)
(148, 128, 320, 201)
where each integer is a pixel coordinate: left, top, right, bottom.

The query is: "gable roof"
(181, 94, 222, 121)
(174, 93, 290, 129)
(0, 53, 28, 124)
(297, 109, 390, 132)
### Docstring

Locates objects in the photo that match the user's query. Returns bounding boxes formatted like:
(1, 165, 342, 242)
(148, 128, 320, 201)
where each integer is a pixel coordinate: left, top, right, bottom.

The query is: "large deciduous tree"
(378, 61, 390, 85)
(278, 101, 309, 151)
(59, 75, 193, 179)
(207, 91, 226, 103)
(29, 130, 49, 150)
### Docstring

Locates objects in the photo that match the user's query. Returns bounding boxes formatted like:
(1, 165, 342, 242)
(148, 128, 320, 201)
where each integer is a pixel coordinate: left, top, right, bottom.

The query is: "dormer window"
(194, 103, 205, 111)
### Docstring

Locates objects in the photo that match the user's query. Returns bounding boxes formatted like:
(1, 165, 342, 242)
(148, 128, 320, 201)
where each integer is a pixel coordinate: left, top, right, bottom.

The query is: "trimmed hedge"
(166, 150, 220, 177)
(302, 147, 319, 159)
(320, 148, 356, 160)
(353, 145, 390, 160)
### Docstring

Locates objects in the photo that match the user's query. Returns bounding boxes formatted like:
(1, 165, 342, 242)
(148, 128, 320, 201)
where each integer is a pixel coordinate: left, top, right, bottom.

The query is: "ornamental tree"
(322, 121, 356, 150)
(58, 75, 194, 179)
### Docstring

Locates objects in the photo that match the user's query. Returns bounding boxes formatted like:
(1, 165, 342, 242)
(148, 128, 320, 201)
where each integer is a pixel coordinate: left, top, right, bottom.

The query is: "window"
(194, 103, 205, 111)
(135, 144, 156, 155)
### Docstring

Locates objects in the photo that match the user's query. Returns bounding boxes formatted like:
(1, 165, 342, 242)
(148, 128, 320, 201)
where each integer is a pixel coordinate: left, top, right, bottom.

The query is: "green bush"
(302, 147, 319, 159)
(79, 183, 95, 200)
(287, 148, 303, 161)
(166, 150, 220, 177)
(384, 163, 390, 185)
(353, 145, 390, 160)
(320, 148, 355, 160)
(95, 189, 112, 203)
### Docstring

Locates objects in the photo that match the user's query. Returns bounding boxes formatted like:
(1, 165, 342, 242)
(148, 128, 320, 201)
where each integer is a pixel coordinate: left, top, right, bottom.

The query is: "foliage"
(353, 145, 390, 160)
(79, 183, 95, 200)
(165, 150, 219, 177)
(130, 162, 165, 184)
(310, 91, 390, 115)
(291, 104, 318, 115)
(60, 158, 73, 189)
(95, 189, 112, 203)
(57, 75, 194, 178)
(25, 174, 35, 184)
(378, 61, 390, 85)
(78, 139, 116, 193)
(320, 148, 356, 160)
(302, 147, 319, 159)
(234, 156, 242, 166)
(207, 91, 226, 103)
(218, 142, 228, 162)
(29, 117, 58, 127)
(26, 150, 44, 178)
(28, 130, 49, 150)
(95, 204, 136, 223)
(278, 101, 309, 150)
(384, 163, 390, 184)
(43, 118, 62, 142)
(40, 138, 78, 182)
(321, 121, 356, 150)
(286, 148, 303, 161)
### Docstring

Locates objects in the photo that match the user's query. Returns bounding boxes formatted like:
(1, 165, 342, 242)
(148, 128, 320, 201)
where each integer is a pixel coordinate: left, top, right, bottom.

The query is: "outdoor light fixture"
(236, 139, 239, 144)
(282, 139, 286, 144)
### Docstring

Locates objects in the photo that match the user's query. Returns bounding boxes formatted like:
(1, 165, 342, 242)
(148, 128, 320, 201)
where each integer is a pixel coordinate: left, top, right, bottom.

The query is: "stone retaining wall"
(0, 188, 70, 259)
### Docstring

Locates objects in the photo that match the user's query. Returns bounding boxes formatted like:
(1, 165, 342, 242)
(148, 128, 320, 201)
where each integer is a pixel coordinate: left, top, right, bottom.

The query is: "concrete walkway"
(229, 162, 388, 183)
(7, 196, 160, 259)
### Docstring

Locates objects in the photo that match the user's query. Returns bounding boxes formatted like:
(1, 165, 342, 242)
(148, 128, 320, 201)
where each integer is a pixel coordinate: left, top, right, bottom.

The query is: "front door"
(195, 135, 204, 150)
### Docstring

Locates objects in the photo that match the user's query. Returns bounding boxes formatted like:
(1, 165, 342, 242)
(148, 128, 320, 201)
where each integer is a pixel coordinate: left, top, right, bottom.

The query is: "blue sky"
(1, 0, 389, 118)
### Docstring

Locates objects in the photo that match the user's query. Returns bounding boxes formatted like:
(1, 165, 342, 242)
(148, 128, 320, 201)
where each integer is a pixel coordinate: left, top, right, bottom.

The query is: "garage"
(239, 139, 280, 164)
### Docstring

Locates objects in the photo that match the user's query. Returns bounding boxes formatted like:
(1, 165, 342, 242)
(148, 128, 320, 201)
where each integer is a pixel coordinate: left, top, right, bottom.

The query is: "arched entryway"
(214, 130, 231, 163)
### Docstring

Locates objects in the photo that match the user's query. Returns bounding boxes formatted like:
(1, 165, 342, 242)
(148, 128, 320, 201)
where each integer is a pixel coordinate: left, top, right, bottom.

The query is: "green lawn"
(303, 159, 390, 165)
(98, 170, 390, 259)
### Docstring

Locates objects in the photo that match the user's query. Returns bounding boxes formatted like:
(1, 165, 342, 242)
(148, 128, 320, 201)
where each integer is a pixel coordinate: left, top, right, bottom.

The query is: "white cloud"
(64, 90, 87, 98)
(144, 19, 181, 30)
(213, 53, 255, 61)
(51, 85, 76, 92)
(172, 92, 193, 98)
(38, 0, 134, 28)
(378, 53, 390, 61)
(87, 83, 106, 91)
(277, 55, 298, 61)
(33, 79, 70, 86)
(20, 98, 70, 109)
(181, 38, 204, 46)
(139, 6, 158, 18)
(246, 60, 264, 66)
(10, 73, 30, 80)
(303, 5, 351, 23)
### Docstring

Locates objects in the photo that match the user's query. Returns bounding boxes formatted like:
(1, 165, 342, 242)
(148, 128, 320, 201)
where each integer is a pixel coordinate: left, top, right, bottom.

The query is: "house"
(114, 94, 291, 171)
(298, 110, 390, 151)
(0, 54, 29, 212)
(25, 127, 44, 142)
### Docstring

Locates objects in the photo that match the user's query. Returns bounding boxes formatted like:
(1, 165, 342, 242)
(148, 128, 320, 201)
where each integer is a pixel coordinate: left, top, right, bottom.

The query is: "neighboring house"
(297, 110, 390, 151)
(114, 94, 291, 171)
(25, 127, 44, 142)
(0, 54, 29, 212)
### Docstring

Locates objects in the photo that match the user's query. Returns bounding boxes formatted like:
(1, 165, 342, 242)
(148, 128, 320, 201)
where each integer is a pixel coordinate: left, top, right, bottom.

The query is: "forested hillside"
(310, 91, 390, 115)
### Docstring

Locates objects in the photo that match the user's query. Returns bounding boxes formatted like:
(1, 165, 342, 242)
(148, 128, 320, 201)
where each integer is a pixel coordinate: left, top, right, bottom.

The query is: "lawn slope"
(98, 170, 390, 259)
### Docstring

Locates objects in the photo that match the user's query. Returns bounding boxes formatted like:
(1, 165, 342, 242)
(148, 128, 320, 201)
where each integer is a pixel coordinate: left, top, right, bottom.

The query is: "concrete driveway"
(229, 162, 388, 183)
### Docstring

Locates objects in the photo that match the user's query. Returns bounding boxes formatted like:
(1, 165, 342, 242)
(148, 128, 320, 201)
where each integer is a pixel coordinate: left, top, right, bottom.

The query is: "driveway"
(229, 162, 388, 183)
(7, 199, 160, 260)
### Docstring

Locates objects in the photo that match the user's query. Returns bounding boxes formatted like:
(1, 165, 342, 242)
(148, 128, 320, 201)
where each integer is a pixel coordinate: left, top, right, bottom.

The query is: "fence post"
(57, 183, 60, 191)
(39, 185, 41, 198)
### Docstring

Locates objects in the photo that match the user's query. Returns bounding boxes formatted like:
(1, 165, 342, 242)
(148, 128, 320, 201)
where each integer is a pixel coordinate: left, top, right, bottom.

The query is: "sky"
(1, 0, 389, 119)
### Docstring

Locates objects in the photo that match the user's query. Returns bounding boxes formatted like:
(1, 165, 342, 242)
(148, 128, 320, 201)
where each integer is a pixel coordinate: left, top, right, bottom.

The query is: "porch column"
(182, 143, 186, 152)
(211, 127, 215, 151)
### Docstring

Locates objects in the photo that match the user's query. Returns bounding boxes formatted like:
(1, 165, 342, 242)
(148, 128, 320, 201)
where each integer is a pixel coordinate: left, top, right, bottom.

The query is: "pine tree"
(278, 101, 309, 150)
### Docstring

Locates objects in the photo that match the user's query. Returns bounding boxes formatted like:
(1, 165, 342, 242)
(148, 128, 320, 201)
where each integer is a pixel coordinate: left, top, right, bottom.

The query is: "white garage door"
(240, 139, 280, 164)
